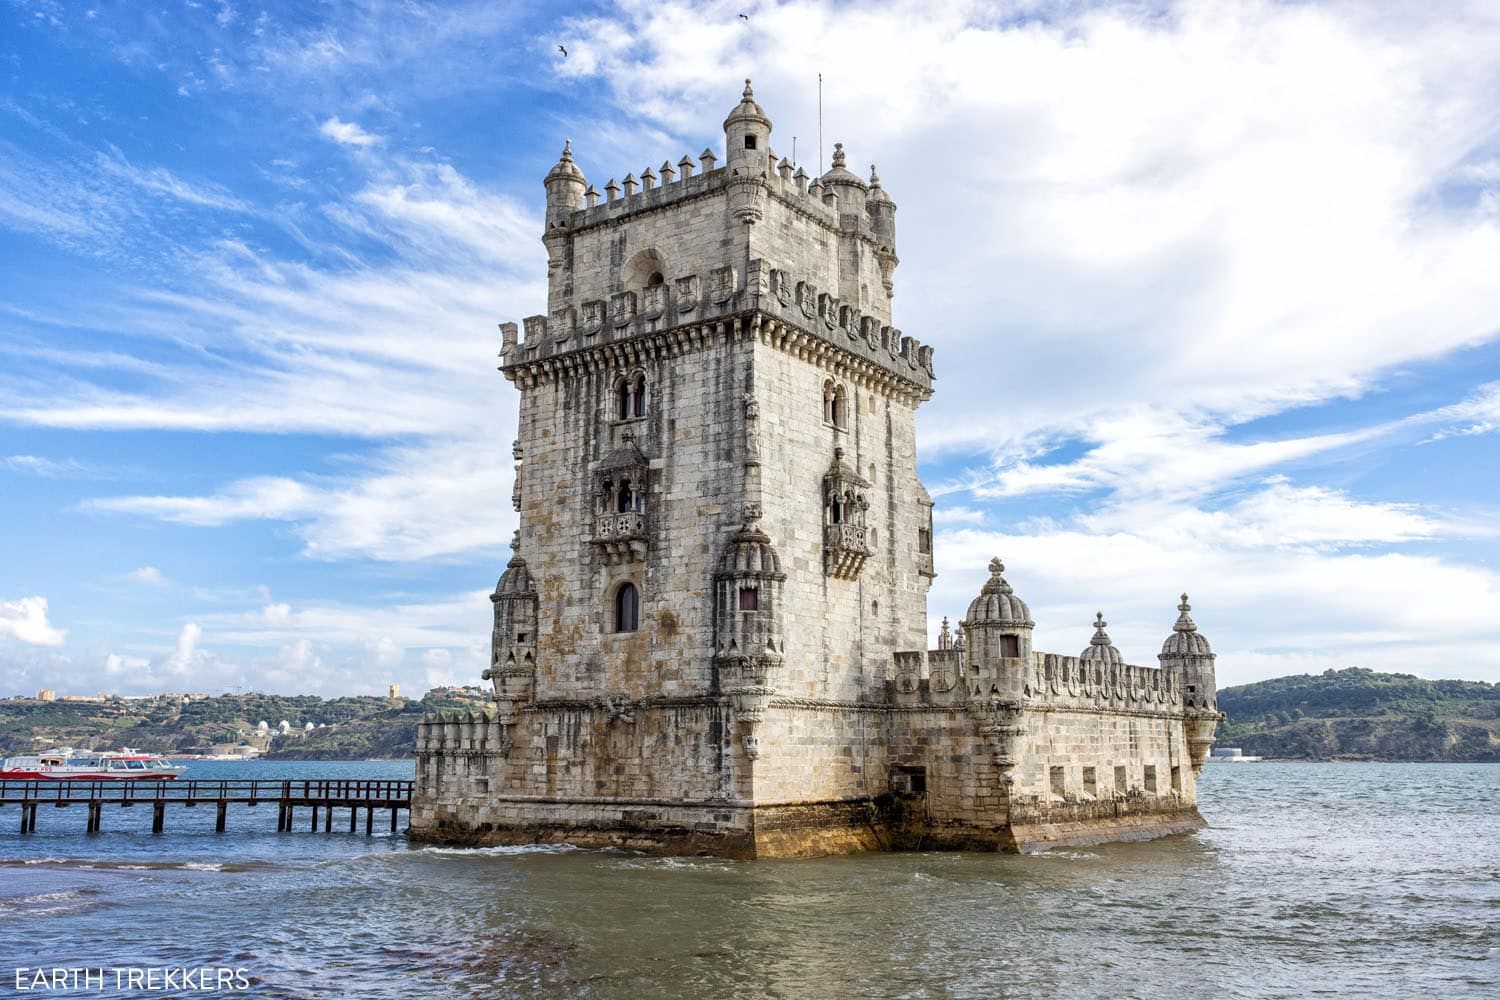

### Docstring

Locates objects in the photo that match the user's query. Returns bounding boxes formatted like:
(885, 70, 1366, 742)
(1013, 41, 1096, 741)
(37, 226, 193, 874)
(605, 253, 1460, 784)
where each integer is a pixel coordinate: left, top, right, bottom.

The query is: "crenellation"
(413, 80, 1221, 858)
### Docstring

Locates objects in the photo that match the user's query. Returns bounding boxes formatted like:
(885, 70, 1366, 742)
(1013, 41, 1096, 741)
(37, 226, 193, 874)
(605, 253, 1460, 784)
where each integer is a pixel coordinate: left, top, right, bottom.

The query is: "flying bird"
(558, 44, 568, 57)
(739, 13, 749, 20)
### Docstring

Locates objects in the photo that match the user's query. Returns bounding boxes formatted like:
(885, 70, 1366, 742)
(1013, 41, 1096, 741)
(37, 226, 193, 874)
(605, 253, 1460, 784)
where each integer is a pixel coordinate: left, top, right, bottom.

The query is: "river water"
(1, 761, 1495, 998)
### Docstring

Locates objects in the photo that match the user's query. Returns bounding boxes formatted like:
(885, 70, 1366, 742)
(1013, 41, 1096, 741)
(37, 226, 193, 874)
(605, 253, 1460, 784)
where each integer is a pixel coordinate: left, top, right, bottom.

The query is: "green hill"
(0, 688, 493, 759)
(1217, 668, 1500, 761)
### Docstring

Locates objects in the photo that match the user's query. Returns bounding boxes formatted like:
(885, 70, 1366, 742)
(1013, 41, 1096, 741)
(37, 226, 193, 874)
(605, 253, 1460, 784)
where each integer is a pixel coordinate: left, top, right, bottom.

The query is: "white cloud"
(3, 455, 94, 478)
(162, 622, 204, 677)
(319, 116, 382, 147)
(125, 565, 171, 587)
(0, 597, 68, 647)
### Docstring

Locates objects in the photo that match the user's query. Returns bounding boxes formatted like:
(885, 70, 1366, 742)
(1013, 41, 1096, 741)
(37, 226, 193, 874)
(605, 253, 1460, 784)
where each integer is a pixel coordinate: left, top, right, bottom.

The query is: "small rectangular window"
(1049, 765, 1065, 798)
(1114, 765, 1127, 793)
(1171, 766, 1182, 795)
(745, 135, 757, 149)
(516, 632, 528, 643)
(738, 587, 758, 611)
(1083, 766, 1097, 797)
(1144, 765, 1158, 794)
(1000, 635, 1020, 658)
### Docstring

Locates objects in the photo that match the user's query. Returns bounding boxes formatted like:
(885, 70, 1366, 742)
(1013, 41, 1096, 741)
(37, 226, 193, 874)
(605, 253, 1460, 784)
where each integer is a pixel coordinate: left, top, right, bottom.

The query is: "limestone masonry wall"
(411, 81, 1223, 857)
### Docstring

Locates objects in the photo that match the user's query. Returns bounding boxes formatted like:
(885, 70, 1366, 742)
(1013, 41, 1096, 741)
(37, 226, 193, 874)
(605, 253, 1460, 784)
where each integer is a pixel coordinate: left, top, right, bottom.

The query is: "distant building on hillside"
(36, 689, 56, 702)
(412, 81, 1224, 858)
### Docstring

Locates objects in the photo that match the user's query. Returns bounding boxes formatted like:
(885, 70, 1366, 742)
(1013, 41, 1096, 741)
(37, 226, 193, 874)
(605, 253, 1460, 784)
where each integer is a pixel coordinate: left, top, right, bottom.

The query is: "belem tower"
(410, 82, 1224, 857)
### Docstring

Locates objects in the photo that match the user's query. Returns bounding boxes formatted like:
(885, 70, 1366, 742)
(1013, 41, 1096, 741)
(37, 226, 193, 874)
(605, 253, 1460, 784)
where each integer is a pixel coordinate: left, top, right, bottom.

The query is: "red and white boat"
(0, 747, 187, 780)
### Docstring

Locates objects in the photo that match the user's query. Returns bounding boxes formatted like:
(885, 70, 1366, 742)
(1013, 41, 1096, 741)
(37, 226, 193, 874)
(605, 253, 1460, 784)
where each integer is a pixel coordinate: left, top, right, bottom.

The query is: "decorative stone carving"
(580, 299, 605, 336)
(709, 265, 737, 304)
(674, 274, 699, 313)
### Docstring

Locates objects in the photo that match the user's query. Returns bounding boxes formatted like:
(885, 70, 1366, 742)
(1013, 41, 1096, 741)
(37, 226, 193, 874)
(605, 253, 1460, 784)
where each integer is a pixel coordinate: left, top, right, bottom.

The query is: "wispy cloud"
(319, 116, 381, 147)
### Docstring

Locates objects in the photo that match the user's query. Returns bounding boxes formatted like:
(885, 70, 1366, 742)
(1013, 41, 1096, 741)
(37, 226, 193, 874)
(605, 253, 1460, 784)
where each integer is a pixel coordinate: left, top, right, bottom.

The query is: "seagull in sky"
(558, 44, 568, 57)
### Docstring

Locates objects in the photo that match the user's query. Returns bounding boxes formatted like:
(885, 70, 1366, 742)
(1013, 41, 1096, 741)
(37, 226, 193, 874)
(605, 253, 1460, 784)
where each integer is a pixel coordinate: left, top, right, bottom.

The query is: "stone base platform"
(409, 794, 1206, 859)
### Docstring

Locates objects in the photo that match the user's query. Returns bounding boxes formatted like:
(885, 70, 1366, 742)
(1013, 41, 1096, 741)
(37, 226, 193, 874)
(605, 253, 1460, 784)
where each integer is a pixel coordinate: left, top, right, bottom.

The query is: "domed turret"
(1159, 593, 1218, 714)
(1161, 593, 1212, 657)
(723, 79, 772, 173)
(543, 140, 586, 216)
(716, 519, 783, 579)
(1080, 612, 1124, 667)
(965, 558, 1033, 628)
(818, 142, 867, 210)
(485, 532, 538, 721)
(494, 549, 535, 596)
(963, 558, 1034, 675)
(714, 515, 787, 750)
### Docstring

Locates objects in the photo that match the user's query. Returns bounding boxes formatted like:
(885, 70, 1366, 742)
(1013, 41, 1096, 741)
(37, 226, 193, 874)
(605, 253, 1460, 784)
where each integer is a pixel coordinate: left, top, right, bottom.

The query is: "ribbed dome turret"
(544, 140, 585, 184)
(716, 520, 785, 579)
(965, 558, 1034, 627)
(1080, 612, 1124, 666)
(494, 552, 534, 596)
(1161, 594, 1213, 657)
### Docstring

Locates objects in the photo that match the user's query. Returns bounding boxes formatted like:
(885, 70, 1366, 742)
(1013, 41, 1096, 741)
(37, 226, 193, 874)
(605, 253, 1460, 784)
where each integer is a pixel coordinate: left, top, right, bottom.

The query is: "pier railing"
(0, 778, 413, 836)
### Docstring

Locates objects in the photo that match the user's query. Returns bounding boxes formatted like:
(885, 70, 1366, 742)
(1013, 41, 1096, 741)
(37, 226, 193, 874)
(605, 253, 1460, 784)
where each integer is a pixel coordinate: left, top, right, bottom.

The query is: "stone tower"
(411, 81, 1219, 857)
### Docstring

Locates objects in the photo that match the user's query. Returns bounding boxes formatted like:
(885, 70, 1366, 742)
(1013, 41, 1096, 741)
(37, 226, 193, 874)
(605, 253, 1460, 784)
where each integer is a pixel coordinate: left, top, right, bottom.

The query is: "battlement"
(499, 257, 934, 394)
(892, 647, 1182, 716)
(557, 146, 884, 245)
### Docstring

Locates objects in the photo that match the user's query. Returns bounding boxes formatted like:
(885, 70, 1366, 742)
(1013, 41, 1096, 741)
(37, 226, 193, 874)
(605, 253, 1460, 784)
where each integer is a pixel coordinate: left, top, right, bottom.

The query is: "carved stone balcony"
(824, 522, 872, 580)
(917, 552, 935, 579)
(593, 511, 647, 565)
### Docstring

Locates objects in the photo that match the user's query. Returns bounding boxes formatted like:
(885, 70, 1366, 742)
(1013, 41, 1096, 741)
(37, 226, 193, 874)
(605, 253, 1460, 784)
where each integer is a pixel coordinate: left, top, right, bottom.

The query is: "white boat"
(0, 747, 188, 780)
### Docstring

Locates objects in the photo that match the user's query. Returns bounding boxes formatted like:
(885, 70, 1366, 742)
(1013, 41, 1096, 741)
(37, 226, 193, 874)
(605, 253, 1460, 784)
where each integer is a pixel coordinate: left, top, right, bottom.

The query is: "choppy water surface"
(2, 761, 1496, 998)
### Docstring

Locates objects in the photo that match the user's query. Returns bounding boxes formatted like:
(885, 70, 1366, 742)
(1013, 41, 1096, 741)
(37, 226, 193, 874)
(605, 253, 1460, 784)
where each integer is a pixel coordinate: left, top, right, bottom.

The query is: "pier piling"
(1, 779, 411, 839)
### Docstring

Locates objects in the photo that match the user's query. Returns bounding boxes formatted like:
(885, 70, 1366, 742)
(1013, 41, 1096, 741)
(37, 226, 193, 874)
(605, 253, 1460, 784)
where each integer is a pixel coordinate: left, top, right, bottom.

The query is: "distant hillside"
(1218, 668, 1500, 761)
(0, 688, 493, 759)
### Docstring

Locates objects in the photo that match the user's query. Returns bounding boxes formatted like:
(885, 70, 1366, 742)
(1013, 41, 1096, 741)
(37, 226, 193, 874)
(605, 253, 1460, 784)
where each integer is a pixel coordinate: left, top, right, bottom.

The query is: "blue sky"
(2, 0, 1498, 697)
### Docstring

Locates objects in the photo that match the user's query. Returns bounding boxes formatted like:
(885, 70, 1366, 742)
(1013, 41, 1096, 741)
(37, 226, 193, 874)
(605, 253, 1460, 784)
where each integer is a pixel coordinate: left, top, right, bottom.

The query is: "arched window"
(616, 372, 647, 420)
(823, 380, 836, 425)
(647, 272, 664, 286)
(600, 479, 613, 514)
(629, 374, 646, 418)
(832, 385, 848, 429)
(614, 583, 640, 633)
(616, 478, 635, 513)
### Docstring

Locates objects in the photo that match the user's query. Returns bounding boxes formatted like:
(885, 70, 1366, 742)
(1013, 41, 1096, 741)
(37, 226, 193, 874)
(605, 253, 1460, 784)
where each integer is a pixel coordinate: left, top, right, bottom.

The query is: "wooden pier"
(0, 779, 412, 836)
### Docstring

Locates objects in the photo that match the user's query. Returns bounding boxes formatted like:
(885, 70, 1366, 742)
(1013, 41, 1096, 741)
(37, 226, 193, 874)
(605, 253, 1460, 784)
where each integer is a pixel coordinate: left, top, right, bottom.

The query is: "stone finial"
(622, 173, 638, 196)
(989, 557, 1004, 576)
(660, 160, 675, 183)
(604, 177, 620, 202)
(700, 148, 718, 171)
(869, 164, 881, 187)
(510, 529, 521, 552)
(939, 616, 952, 650)
(678, 154, 695, 178)
(1174, 594, 1197, 632)
(831, 141, 846, 168)
(584, 184, 599, 208)
(1092, 612, 1108, 636)
(743, 78, 754, 99)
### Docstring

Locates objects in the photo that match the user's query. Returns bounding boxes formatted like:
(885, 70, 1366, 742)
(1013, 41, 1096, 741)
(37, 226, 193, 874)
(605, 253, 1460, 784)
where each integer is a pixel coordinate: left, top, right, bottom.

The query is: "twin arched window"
(616, 373, 647, 420)
(614, 583, 640, 632)
(822, 380, 848, 429)
(601, 478, 643, 514)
